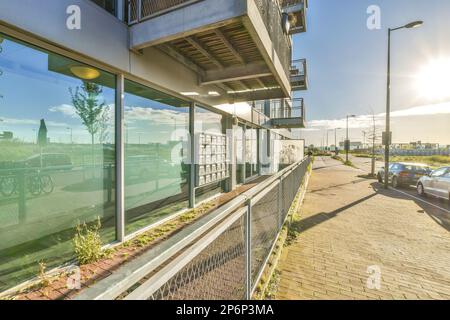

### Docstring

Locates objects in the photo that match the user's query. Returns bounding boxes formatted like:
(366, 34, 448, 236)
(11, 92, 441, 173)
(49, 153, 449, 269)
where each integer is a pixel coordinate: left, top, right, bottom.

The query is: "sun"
(415, 58, 450, 101)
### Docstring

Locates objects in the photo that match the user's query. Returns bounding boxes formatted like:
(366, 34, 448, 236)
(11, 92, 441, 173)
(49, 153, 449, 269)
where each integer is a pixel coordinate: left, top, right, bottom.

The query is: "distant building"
(339, 141, 363, 150)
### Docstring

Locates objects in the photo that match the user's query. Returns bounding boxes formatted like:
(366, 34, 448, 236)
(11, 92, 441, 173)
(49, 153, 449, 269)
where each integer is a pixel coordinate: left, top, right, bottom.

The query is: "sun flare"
(415, 58, 450, 101)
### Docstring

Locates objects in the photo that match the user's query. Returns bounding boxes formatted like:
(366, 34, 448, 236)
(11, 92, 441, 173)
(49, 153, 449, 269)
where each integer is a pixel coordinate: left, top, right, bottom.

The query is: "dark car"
(377, 162, 432, 188)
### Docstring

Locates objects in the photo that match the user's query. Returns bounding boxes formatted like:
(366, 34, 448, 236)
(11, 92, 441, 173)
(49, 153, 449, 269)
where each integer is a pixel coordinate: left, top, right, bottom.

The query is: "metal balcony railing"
(279, 0, 304, 7)
(128, 0, 203, 24)
(270, 98, 304, 119)
(291, 58, 306, 77)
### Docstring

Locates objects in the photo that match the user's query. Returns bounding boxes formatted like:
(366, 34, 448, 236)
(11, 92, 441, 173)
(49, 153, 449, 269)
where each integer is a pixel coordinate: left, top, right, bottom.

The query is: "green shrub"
(73, 217, 105, 265)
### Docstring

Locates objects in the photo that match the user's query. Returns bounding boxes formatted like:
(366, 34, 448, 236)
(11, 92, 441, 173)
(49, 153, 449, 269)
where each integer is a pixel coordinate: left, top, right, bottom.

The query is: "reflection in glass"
(236, 124, 245, 185)
(124, 80, 190, 235)
(0, 34, 116, 291)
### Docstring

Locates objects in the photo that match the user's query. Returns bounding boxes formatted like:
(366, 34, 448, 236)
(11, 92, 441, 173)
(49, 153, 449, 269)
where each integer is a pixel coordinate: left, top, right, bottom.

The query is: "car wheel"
(392, 176, 398, 189)
(417, 183, 426, 197)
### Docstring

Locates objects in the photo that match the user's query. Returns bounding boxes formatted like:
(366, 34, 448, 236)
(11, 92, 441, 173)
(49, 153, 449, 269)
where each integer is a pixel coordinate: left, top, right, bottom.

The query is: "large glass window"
(236, 124, 245, 185)
(245, 126, 259, 180)
(0, 34, 116, 290)
(124, 80, 190, 235)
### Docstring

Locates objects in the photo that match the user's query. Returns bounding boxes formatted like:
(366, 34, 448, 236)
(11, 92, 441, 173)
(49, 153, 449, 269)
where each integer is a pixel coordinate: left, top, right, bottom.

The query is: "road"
(349, 155, 450, 219)
(275, 156, 450, 300)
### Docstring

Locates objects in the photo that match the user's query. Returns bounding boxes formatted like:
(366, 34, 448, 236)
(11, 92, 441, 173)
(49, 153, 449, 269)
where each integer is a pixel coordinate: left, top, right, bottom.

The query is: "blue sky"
(293, 0, 450, 145)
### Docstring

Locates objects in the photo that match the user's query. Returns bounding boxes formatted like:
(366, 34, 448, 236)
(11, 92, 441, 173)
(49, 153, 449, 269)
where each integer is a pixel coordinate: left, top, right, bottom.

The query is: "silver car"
(417, 167, 450, 201)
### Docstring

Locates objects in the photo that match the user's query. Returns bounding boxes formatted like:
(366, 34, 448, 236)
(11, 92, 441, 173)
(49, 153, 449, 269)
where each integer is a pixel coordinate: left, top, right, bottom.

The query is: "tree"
(70, 82, 106, 164)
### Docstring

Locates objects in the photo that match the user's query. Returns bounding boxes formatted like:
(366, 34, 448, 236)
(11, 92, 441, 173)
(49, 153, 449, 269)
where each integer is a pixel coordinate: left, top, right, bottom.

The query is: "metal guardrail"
(128, 0, 203, 24)
(76, 157, 311, 300)
(291, 58, 307, 77)
(270, 98, 304, 119)
(279, 0, 305, 7)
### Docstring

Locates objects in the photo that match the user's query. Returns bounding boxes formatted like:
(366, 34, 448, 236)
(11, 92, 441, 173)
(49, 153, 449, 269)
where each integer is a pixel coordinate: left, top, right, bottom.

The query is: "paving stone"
(275, 157, 450, 300)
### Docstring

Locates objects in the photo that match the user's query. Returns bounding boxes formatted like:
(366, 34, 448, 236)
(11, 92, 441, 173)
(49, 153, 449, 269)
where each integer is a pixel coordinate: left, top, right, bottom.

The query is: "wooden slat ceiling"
(160, 21, 280, 93)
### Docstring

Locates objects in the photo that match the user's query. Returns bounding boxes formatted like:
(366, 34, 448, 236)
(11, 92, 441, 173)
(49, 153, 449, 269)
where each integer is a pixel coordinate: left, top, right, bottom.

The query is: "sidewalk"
(275, 156, 450, 300)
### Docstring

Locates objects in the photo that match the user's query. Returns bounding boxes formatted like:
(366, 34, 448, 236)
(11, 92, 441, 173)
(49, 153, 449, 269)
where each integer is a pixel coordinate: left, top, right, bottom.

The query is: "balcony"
(291, 58, 308, 91)
(127, 0, 293, 102)
(280, 0, 308, 35)
(270, 98, 305, 128)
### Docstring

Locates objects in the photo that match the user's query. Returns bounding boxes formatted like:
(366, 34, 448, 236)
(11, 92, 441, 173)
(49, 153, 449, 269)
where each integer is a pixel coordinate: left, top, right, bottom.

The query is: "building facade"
(0, 0, 308, 292)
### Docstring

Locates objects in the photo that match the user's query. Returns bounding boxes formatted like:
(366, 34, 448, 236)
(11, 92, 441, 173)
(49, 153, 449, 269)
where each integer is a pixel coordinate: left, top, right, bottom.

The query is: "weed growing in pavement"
(73, 217, 107, 265)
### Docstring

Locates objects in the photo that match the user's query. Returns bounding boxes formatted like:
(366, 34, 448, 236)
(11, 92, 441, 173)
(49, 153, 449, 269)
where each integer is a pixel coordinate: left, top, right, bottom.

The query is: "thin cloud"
(307, 101, 450, 130)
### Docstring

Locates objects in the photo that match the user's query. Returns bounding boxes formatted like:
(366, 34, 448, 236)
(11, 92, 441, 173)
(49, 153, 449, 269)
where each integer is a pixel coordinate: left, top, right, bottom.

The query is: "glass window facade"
(124, 80, 191, 235)
(0, 34, 116, 290)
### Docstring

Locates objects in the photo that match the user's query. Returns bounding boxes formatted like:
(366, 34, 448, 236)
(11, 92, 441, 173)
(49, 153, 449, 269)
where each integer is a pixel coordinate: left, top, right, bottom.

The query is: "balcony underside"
(129, 0, 291, 102)
(270, 117, 306, 129)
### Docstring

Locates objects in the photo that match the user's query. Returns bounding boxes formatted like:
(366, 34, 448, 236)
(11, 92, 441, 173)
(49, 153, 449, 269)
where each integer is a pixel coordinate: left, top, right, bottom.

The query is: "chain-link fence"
(103, 157, 310, 300)
(148, 213, 246, 300)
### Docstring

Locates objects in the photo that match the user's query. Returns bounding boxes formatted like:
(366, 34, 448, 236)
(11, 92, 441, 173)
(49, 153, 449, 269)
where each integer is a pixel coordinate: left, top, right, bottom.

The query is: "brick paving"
(275, 156, 450, 300)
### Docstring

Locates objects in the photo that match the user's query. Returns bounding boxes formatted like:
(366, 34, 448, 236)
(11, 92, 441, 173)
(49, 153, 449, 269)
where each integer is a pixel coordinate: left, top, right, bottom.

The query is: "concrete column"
(116, 0, 125, 21)
(226, 116, 237, 192)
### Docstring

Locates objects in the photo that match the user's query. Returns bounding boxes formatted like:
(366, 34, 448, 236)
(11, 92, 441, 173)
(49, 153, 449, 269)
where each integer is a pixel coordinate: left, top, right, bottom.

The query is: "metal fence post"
(189, 103, 196, 209)
(115, 74, 125, 242)
(245, 200, 252, 300)
(278, 176, 283, 229)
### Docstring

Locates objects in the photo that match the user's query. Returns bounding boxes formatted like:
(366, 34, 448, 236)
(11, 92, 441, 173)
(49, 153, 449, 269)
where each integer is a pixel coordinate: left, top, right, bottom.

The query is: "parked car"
(417, 167, 450, 201)
(23, 153, 73, 170)
(377, 162, 432, 188)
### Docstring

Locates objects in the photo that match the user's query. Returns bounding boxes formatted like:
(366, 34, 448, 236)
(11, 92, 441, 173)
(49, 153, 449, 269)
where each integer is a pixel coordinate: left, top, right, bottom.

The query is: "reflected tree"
(70, 82, 106, 148)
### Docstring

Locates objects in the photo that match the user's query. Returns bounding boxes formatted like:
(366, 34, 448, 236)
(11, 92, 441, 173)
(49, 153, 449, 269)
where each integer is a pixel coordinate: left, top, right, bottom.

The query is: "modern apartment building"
(0, 0, 308, 294)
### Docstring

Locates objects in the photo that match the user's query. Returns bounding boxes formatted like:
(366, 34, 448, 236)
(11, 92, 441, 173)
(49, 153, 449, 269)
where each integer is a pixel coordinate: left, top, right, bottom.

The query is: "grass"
(390, 155, 450, 168)
(332, 155, 357, 168)
(73, 218, 111, 265)
(350, 152, 450, 168)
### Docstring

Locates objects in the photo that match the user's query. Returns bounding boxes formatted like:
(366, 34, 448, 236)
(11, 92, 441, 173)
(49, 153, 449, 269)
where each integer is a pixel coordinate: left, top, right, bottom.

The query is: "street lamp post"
(384, 20, 423, 189)
(346, 115, 356, 162)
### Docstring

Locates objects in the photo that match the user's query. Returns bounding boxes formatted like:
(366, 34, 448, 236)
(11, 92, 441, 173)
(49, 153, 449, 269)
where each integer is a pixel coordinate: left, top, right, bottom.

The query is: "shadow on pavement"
(310, 178, 367, 194)
(371, 182, 450, 232)
(286, 193, 378, 244)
